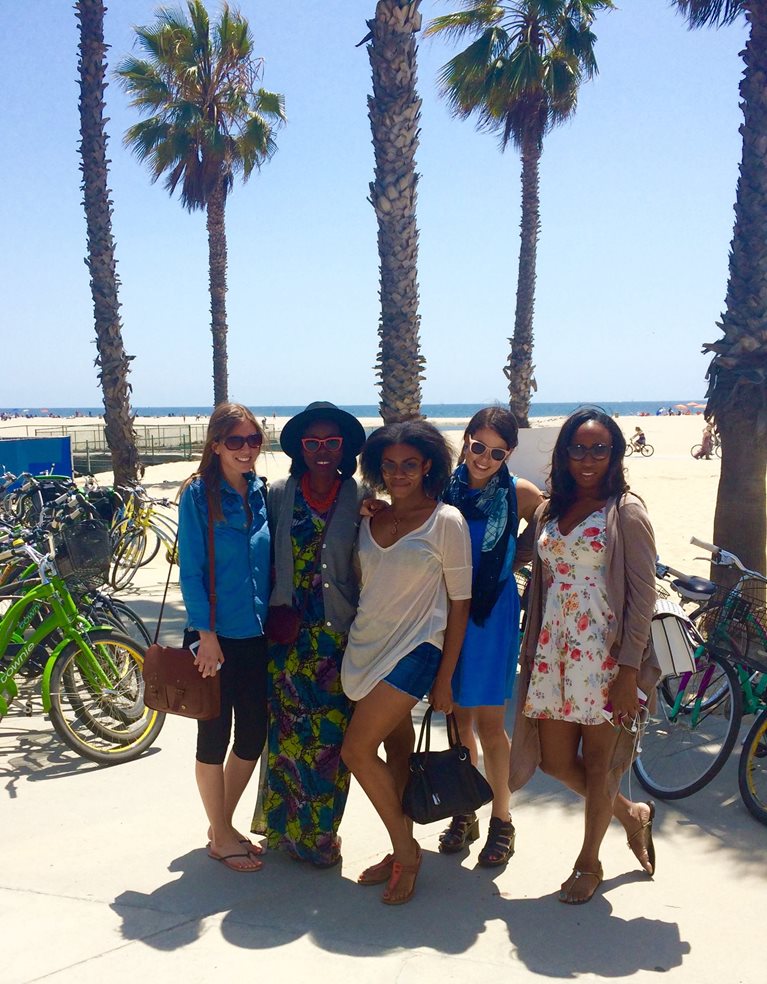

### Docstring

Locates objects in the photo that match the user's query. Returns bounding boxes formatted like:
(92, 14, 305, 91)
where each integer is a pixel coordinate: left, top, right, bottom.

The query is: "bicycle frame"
(0, 579, 113, 715)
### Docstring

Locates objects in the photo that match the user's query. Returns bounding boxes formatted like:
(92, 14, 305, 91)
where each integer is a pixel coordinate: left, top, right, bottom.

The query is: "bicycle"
(633, 538, 767, 820)
(0, 523, 164, 764)
(625, 441, 654, 457)
(109, 485, 178, 590)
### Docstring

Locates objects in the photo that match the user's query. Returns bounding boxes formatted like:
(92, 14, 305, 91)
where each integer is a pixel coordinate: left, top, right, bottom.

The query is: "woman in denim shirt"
(178, 403, 270, 873)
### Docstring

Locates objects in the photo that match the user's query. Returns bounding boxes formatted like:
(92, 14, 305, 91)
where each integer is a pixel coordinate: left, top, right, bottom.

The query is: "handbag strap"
(413, 707, 465, 761)
(153, 491, 216, 644)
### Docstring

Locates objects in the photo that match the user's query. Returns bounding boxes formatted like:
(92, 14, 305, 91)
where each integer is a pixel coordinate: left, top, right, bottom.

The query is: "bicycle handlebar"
(690, 535, 718, 554)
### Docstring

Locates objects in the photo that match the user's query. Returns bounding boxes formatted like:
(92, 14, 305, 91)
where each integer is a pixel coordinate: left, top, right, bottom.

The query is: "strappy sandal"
(382, 845, 422, 906)
(558, 864, 603, 905)
(357, 853, 394, 885)
(438, 813, 479, 854)
(627, 800, 656, 876)
(477, 816, 516, 867)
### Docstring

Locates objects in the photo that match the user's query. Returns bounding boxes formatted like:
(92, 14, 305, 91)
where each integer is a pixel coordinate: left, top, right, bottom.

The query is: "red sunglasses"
(301, 436, 343, 453)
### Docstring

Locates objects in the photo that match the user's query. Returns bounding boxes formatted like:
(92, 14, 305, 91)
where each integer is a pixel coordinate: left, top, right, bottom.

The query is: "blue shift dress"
(451, 477, 521, 707)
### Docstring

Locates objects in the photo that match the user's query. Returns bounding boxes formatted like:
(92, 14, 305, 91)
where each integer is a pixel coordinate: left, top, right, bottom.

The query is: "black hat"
(280, 401, 366, 460)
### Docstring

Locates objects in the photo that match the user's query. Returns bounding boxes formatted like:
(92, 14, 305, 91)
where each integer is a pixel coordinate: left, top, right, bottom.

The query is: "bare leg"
(383, 712, 415, 839)
(196, 757, 261, 871)
(453, 704, 479, 766)
(341, 683, 421, 902)
(474, 706, 511, 820)
(538, 719, 653, 874)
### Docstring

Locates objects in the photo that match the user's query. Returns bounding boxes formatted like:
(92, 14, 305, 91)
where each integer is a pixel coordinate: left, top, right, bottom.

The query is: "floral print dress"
(253, 488, 352, 865)
(523, 509, 617, 725)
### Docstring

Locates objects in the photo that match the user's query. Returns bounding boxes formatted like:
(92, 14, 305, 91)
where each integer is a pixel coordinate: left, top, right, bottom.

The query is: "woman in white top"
(341, 421, 472, 906)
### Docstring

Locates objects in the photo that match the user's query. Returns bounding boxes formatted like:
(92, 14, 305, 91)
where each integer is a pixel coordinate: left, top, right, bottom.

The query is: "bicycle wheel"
(48, 630, 165, 764)
(624, 444, 634, 457)
(641, 444, 654, 457)
(691, 444, 703, 459)
(633, 650, 742, 799)
(90, 597, 152, 646)
(738, 708, 767, 826)
(135, 526, 161, 567)
(110, 524, 147, 589)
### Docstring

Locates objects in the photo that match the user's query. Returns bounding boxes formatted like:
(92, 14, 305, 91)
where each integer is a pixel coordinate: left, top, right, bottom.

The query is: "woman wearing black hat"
(253, 402, 366, 867)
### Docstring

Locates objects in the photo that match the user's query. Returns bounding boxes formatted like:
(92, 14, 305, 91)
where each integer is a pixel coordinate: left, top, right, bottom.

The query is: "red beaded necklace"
(301, 473, 340, 514)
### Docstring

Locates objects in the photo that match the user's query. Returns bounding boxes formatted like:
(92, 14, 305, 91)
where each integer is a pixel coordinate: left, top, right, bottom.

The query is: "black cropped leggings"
(184, 631, 268, 766)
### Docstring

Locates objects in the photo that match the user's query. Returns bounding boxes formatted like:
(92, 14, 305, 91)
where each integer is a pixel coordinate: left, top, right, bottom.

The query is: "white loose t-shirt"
(341, 502, 472, 701)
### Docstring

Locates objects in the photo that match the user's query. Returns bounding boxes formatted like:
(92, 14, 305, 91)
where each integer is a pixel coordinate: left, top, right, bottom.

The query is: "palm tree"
(76, 0, 141, 486)
(426, 1, 614, 426)
(116, 1, 285, 405)
(364, 1, 426, 423)
(673, 1, 767, 575)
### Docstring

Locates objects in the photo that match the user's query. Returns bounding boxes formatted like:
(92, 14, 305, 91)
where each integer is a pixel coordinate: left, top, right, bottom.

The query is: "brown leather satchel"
(142, 499, 221, 721)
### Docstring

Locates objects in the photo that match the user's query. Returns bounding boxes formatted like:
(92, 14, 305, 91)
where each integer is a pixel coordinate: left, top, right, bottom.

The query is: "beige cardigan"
(508, 492, 660, 792)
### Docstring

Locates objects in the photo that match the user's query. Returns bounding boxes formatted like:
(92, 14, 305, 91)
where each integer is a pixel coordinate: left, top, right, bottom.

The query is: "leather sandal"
(558, 864, 603, 905)
(438, 813, 479, 854)
(358, 853, 394, 885)
(477, 816, 516, 867)
(382, 845, 422, 906)
(627, 800, 656, 876)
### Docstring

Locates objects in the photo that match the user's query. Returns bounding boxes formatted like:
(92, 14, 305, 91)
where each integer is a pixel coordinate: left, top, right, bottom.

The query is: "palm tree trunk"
(505, 130, 541, 429)
(76, 0, 140, 486)
(367, 0, 426, 424)
(206, 180, 229, 406)
(704, 0, 767, 576)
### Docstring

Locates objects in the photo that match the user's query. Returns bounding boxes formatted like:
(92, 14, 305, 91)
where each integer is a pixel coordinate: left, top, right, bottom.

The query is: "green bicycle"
(0, 523, 164, 764)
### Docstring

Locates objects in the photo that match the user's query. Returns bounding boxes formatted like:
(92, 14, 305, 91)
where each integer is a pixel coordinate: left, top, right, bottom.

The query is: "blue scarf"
(442, 463, 517, 626)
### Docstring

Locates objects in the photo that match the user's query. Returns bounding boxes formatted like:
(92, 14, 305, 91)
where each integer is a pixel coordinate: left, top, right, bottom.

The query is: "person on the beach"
(434, 407, 544, 866)
(693, 424, 714, 459)
(254, 402, 366, 867)
(508, 407, 660, 904)
(340, 421, 472, 905)
(631, 426, 646, 451)
(177, 403, 270, 873)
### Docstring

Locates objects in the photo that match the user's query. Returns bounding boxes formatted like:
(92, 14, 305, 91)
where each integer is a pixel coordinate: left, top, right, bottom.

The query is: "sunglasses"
(381, 459, 423, 476)
(222, 433, 262, 451)
(566, 443, 612, 461)
(301, 436, 343, 453)
(467, 439, 509, 463)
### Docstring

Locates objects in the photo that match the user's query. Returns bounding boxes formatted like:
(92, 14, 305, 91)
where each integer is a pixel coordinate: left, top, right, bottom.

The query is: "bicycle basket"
(53, 520, 111, 592)
(702, 580, 767, 673)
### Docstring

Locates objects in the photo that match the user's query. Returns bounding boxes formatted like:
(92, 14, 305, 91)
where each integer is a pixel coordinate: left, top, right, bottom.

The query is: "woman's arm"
(513, 478, 545, 571)
(430, 598, 471, 713)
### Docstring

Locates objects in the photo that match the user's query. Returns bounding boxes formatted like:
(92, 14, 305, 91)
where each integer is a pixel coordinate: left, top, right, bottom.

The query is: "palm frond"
(672, 0, 743, 28)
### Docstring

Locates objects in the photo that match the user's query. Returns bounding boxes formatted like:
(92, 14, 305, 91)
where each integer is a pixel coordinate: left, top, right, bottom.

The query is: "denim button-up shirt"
(178, 474, 270, 638)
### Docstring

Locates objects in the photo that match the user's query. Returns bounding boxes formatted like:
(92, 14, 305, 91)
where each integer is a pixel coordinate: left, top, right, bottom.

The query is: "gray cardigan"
(509, 492, 660, 792)
(268, 475, 364, 634)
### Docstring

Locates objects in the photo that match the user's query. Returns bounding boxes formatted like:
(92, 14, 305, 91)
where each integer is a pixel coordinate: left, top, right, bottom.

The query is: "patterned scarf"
(442, 462, 517, 626)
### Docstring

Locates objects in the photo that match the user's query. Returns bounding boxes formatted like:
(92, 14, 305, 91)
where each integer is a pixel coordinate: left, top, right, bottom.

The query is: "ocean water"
(2, 400, 705, 420)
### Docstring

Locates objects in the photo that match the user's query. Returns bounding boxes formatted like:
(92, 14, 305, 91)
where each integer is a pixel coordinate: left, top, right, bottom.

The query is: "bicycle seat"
(671, 575, 716, 601)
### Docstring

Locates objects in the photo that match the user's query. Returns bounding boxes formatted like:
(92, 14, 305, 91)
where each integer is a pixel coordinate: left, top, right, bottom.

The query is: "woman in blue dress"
(440, 407, 543, 866)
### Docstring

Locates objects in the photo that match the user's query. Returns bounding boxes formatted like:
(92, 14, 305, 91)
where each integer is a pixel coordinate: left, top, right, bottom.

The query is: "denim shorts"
(383, 642, 442, 700)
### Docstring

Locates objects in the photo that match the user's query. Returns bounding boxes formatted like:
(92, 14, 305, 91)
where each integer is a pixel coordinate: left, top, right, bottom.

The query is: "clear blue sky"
(0, 1, 748, 409)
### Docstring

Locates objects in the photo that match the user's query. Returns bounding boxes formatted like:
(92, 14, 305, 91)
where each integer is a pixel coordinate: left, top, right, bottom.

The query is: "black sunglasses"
(222, 433, 263, 451)
(566, 443, 612, 461)
(467, 439, 509, 462)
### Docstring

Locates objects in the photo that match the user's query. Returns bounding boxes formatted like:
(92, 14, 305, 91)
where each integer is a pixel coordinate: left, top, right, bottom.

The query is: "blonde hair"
(180, 403, 263, 520)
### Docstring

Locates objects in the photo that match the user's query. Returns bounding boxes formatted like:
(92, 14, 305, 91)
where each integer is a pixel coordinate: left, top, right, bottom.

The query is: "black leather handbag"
(402, 707, 493, 824)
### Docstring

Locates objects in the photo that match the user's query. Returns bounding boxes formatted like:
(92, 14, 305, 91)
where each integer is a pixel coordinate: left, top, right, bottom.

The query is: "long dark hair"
(548, 407, 628, 520)
(361, 420, 454, 498)
(458, 405, 518, 465)
(180, 403, 263, 519)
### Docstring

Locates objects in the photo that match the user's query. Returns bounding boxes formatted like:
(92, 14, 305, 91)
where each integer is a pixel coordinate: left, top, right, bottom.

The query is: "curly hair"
(180, 403, 263, 520)
(361, 420, 454, 498)
(548, 406, 628, 520)
(458, 405, 518, 465)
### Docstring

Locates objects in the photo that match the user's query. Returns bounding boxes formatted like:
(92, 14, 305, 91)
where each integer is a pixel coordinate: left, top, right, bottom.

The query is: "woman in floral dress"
(509, 407, 660, 904)
(253, 402, 366, 867)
